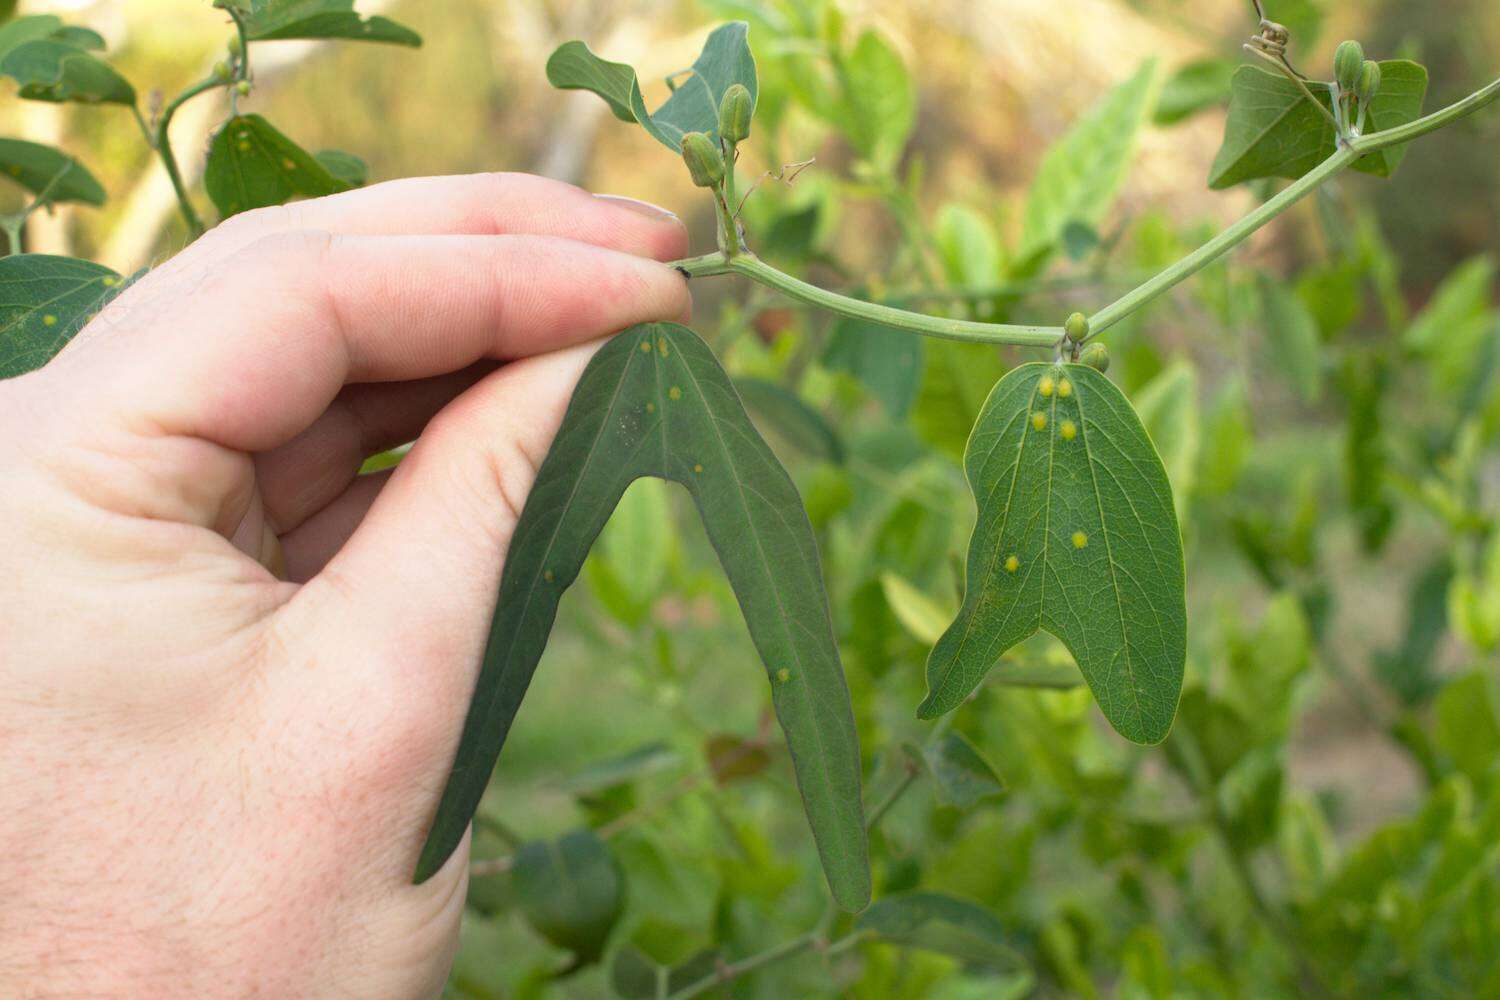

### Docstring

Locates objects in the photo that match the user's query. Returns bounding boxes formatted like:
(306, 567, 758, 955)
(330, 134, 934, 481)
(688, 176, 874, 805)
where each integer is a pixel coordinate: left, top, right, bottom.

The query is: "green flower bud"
(1064, 311, 1090, 344)
(718, 83, 753, 144)
(227, 35, 244, 58)
(235, 80, 252, 96)
(213, 60, 232, 81)
(1078, 342, 1110, 373)
(1356, 60, 1382, 104)
(680, 131, 725, 189)
(1334, 40, 1364, 92)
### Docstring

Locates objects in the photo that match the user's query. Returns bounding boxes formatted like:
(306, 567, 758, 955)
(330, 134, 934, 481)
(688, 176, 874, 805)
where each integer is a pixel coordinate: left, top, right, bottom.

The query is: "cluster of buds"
(679, 83, 754, 190)
(1332, 40, 1382, 138)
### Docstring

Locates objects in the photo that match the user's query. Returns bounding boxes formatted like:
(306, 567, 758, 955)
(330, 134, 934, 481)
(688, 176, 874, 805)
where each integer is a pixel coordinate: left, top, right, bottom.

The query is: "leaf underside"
(237, 0, 421, 46)
(416, 322, 870, 911)
(546, 22, 757, 151)
(0, 37, 135, 105)
(1209, 61, 1428, 189)
(0, 254, 134, 379)
(204, 114, 353, 218)
(0, 137, 104, 205)
(920, 363, 1186, 745)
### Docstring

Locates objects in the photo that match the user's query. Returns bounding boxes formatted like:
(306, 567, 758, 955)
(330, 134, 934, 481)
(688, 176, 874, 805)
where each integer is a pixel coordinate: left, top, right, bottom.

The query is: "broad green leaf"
(0, 254, 132, 379)
(912, 339, 1007, 460)
(1402, 254, 1493, 364)
(1131, 359, 1199, 515)
(204, 114, 353, 218)
(919, 363, 1186, 745)
(1208, 61, 1428, 189)
(1259, 274, 1324, 403)
(822, 316, 924, 418)
(856, 892, 1026, 970)
(0, 137, 104, 205)
(313, 148, 368, 187)
(547, 22, 757, 152)
(880, 571, 952, 646)
(734, 375, 845, 463)
(935, 203, 1002, 289)
(0, 38, 135, 105)
(1154, 58, 1235, 125)
(919, 733, 1006, 809)
(236, 1, 421, 46)
(416, 322, 870, 911)
(1018, 60, 1158, 263)
(511, 829, 623, 964)
(48, 26, 104, 51)
(0, 16, 69, 62)
(839, 28, 914, 169)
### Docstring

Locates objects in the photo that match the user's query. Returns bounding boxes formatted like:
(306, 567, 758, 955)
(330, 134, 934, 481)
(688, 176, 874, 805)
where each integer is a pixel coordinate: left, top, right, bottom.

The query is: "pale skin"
(0, 173, 691, 997)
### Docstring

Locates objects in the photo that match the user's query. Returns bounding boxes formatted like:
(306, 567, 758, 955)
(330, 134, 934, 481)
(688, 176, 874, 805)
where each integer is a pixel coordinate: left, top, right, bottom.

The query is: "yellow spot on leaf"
(1005, 555, 1020, 573)
(776, 668, 791, 683)
(1058, 378, 1073, 398)
(1072, 531, 1088, 549)
(1031, 411, 1047, 431)
(237, 141, 251, 153)
(693, 463, 703, 473)
(101, 276, 118, 287)
(668, 386, 682, 401)
(657, 338, 670, 357)
(543, 569, 555, 582)
(281, 158, 297, 171)
(42, 314, 57, 326)
(1038, 376, 1055, 397)
(640, 340, 652, 353)
(1061, 420, 1077, 441)
(645, 402, 655, 413)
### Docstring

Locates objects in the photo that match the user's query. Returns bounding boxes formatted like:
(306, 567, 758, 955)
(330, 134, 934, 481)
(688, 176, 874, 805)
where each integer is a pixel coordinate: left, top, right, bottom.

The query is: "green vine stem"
(672, 75, 1500, 350)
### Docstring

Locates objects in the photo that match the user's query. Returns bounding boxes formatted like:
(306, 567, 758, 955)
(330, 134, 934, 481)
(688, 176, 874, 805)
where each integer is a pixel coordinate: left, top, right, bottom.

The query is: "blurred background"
(6, 1, 1499, 997)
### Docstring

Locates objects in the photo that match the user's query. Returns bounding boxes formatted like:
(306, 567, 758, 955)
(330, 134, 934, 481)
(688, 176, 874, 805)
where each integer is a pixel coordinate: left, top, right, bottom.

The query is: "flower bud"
(1334, 40, 1364, 92)
(1356, 60, 1382, 104)
(213, 60, 232, 81)
(227, 35, 244, 58)
(1078, 342, 1110, 373)
(235, 80, 252, 96)
(1064, 311, 1090, 344)
(718, 84, 753, 144)
(680, 132, 726, 188)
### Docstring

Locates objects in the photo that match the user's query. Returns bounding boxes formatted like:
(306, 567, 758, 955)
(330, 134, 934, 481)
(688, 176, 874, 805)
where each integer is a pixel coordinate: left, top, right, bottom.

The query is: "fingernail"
(595, 193, 679, 222)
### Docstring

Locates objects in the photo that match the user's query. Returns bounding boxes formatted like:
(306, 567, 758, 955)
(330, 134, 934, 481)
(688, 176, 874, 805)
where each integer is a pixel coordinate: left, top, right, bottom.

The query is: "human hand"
(0, 173, 689, 997)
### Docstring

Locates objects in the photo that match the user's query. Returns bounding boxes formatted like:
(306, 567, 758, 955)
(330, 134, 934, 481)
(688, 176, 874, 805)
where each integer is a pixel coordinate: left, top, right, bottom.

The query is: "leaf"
(313, 148, 368, 187)
(591, 477, 673, 620)
(1433, 673, 1500, 784)
(839, 28, 914, 169)
(880, 571, 953, 646)
(0, 16, 72, 62)
(919, 363, 1187, 745)
(1131, 358, 1199, 512)
(1208, 61, 1428, 189)
(705, 733, 771, 785)
(611, 947, 720, 1000)
(912, 340, 1007, 460)
(1403, 254, 1494, 354)
(0, 254, 133, 379)
(0, 38, 135, 105)
(235, 0, 421, 46)
(416, 322, 870, 912)
(0, 1, 15, 25)
(1018, 60, 1158, 263)
(547, 22, 757, 152)
(1259, 275, 1324, 403)
(856, 892, 1026, 970)
(734, 375, 844, 463)
(0, 137, 104, 205)
(204, 114, 353, 218)
(822, 317, 924, 418)
(1154, 57, 1235, 125)
(918, 733, 1006, 809)
(934, 203, 1002, 289)
(556, 742, 678, 796)
(511, 829, 624, 964)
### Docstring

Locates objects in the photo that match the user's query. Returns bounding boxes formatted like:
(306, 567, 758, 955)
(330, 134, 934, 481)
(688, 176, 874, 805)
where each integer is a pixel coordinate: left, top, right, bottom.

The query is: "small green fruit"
(1078, 343, 1110, 373)
(1356, 60, 1382, 104)
(718, 84, 753, 144)
(213, 60, 232, 81)
(235, 80, 252, 96)
(680, 131, 725, 189)
(227, 35, 244, 58)
(1064, 312, 1090, 344)
(1333, 40, 1364, 92)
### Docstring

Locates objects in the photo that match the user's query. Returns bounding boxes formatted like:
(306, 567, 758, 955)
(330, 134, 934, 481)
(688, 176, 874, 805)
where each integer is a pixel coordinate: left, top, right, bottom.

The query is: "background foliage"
(3, 0, 1499, 997)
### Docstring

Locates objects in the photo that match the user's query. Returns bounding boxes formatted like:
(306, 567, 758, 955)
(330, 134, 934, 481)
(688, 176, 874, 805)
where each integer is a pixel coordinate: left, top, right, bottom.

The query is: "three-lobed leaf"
(547, 22, 757, 151)
(416, 322, 870, 911)
(0, 137, 104, 205)
(204, 114, 355, 218)
(920, 363, 1186, 744)
(1209, 61, 1428, 189)
(0, 254, 134, 379)
(231, 0, 421, 46)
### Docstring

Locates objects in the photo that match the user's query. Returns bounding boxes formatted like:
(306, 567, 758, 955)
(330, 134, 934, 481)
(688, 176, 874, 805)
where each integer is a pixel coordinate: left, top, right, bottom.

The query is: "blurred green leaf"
(1209, 61, 1428, 189)
(1217, 747, 1285, 851)
(1198, 376, 1250, 498)
(0, 38, 134, 105)
(880, 571, 953, 646)
(0, 254, 134, 379)
(590, 477, 673, 625)
(934, 203, 1002, 289)
(735, 375, 845, 463)
(857, 892, 1026, 970)
(1154, 58, 1235, 125)
(205, 114, 354, 218)
(0, 1, 15, 25)
(0, 137, 103, 205)
(1018, 60, 1158, 263)
(1119, 925, 1174, 999)
(556, 742, 678, 796)
(1374, 557, 1453, 707)
(705, 733, 772, 785)
(610, 946, 721, 999)
(313, 148, 368, 187)
(1278, 792, 1339, 898)
(1451, 533, 1500, 653)
(919, 733, 1006, 809)
(912, 340, 1005, 460)
(512, 829, 624, 964)
(1259, 275, 1325, 403)
(547, 22, 757, 151)
(234, 0, 421, 46)
(1342, 353, 1394, 553)
(0, 16, 85, 62)
(1434, 672, 1500, 785)
(1132, 358, 1200, 517)
(839, 28, 914, 170)
(921, 363, 1186, 745)
(822, 317, 924, 418)
(417, 322, 870, 912)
